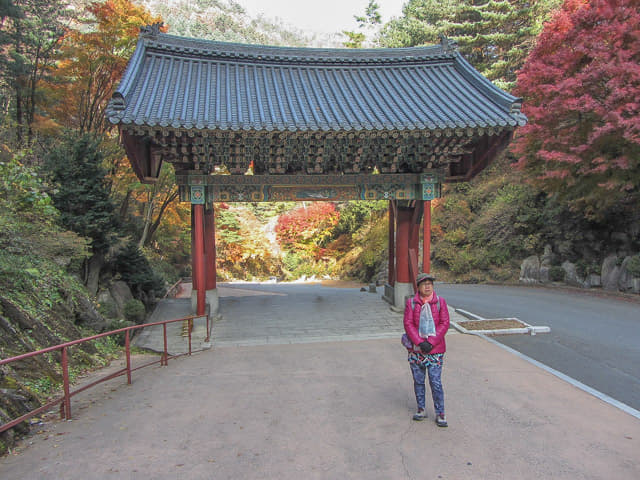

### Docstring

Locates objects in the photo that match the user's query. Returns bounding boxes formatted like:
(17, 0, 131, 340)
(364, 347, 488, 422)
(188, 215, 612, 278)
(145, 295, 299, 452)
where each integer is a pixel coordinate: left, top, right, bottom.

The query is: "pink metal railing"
(0, 313, 209, 434)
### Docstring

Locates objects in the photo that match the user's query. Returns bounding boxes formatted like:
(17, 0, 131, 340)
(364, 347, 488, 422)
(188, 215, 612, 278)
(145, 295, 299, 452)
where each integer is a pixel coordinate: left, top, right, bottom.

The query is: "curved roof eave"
(106, 29, 527, 134)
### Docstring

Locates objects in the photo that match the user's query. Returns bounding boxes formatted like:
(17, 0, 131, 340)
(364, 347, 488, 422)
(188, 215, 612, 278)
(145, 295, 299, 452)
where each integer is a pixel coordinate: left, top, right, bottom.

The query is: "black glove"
(419, 341, 433, 354)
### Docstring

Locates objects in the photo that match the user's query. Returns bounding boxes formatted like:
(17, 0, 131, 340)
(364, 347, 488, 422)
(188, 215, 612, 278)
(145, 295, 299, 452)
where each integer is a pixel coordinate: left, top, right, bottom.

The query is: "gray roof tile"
(107, 31, 526, 133)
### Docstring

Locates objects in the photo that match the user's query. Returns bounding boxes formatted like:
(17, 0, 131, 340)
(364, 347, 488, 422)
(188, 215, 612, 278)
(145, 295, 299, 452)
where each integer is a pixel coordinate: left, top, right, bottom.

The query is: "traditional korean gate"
(106, 25, 526, 315)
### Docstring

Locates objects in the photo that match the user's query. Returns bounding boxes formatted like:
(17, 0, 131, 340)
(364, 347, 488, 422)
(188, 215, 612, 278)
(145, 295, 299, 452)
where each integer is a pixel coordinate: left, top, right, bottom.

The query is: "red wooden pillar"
(396, 207, 411, 284)
(408, 201, 423, 290)
(193, 204, 206, 316)
(204, 203, 216, 290)
(410, 212, 420, 253)
(423, 200, 431, 274)
(191, 205, 198, 292)
(388, 200, 395, 286)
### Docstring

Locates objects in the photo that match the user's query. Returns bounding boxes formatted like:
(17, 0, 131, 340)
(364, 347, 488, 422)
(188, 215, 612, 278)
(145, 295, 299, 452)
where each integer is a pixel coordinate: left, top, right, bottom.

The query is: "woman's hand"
(419, 341, 433, 354)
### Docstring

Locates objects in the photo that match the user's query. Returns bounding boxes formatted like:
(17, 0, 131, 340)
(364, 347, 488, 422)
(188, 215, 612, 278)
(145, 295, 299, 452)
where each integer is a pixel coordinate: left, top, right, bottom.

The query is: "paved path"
(133, 298, 210, 355)
(212, 282, 422, 345)
(1, 282, 639, 479)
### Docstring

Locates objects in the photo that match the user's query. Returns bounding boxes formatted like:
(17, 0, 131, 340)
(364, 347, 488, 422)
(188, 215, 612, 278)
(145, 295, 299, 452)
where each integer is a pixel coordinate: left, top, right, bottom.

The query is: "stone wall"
(520, 248, 640, 294)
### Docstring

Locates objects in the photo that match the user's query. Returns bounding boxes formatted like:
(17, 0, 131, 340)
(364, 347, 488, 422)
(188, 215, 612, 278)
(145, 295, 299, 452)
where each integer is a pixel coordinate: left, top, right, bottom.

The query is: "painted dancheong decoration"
(178, 173, 444, 203)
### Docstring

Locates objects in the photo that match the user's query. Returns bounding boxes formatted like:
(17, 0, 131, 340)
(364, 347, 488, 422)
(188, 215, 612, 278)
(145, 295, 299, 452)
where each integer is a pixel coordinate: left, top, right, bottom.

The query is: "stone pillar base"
(394, 282, 412, 310)
(191, 288, 219, 317)
(206, 288, 219, 317)
(382, 284, 394, 306)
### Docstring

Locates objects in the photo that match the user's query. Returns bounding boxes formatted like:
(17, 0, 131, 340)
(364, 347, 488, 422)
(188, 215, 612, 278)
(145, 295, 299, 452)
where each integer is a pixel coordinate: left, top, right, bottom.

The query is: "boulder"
(519, 255, 540, 283)
(539, 266, 550, 283)
(562, 261, 582, 287)
(586, 274, 602, 288)
(97, 290, 118, 319)
(540, 244, 554, 267)
(601, 254, 621, 291)
(109, 281, 134, 318)
(618, 256, 633, 291)
(75, 295, 108, 332)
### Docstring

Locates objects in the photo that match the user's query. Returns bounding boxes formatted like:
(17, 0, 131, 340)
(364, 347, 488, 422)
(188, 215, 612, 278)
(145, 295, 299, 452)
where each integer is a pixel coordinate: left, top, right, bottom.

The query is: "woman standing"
(403, 273, 450, 427)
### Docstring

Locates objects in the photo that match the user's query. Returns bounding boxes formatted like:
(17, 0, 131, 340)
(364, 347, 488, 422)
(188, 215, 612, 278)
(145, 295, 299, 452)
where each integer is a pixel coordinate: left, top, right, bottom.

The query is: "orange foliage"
(275, 202, 340, 254)
(44, 0, 164, 133)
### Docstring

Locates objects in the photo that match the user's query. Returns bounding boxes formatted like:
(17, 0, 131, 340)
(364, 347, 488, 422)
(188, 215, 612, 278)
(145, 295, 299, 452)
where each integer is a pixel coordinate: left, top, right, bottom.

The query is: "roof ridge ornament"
(141, 22, 163, 39)
(439, 35, 458, 54)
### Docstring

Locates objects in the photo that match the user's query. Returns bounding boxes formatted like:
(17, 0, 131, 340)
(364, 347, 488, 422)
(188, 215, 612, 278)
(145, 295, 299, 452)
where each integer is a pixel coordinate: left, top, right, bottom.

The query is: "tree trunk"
(119, 188, 132, 221)
(144, 190, 179, 246)
(138, 194, 155, 249)
(86, 253, 104, 297)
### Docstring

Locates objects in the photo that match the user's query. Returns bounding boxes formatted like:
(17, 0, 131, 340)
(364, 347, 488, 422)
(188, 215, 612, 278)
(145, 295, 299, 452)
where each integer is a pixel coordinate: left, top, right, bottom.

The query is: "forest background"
(1, 0, 639, 452)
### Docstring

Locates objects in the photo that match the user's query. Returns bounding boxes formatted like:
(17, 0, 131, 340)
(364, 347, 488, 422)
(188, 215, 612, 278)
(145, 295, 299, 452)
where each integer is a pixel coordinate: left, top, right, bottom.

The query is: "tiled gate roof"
(106, 29, 526, 134)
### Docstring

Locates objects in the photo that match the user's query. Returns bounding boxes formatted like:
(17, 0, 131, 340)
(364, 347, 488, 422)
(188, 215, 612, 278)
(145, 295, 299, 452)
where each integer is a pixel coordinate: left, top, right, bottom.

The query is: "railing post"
(205, 314, 210, 342)
(163, 323, 168, 366)
(188, 318, 193, 355)
(61, 347, 71, 419)
(125, 329, 132, 385)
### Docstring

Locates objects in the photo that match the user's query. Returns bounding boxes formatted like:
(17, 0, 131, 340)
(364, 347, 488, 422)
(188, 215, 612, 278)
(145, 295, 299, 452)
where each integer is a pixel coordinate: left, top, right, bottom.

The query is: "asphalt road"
(435, 283, 640, 411)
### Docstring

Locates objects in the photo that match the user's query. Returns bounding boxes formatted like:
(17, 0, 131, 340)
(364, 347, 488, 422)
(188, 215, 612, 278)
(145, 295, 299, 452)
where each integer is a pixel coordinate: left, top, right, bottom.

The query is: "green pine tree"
(379, 0, 562, 91)
(43, 132, 119, 255)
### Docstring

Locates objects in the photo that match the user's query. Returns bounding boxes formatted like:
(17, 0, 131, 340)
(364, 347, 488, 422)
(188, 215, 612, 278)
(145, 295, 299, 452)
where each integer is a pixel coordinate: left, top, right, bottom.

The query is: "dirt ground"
(457, 319, 526, 330)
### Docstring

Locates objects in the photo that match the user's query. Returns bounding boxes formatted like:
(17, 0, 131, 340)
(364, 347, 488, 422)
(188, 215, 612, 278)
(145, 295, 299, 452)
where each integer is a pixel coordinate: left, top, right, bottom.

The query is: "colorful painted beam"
(177, 173, 443, 203)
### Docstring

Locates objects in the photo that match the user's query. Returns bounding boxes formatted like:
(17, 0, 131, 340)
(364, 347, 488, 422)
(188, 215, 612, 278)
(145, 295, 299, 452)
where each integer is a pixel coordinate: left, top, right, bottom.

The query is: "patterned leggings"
(409, 355, 445, 415)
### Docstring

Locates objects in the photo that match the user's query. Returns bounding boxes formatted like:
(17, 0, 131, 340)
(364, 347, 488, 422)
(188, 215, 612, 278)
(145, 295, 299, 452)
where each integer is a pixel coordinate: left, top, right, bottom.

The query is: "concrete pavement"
(1, 281, 638, 479)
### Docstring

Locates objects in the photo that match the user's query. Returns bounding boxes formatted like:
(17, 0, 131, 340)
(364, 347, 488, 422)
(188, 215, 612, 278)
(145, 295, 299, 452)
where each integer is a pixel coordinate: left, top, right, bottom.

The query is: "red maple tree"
(512, 0, 640, 221)
(276, 202, 340, 255)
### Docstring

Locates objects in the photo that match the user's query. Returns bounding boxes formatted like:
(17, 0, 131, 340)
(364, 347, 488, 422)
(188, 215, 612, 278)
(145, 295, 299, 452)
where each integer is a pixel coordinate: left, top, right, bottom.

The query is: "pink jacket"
(403, 292, 450, 354)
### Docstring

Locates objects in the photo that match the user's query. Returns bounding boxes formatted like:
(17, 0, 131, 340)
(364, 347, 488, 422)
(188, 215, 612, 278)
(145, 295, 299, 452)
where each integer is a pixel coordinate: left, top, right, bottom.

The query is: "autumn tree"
(135, 163, 179, 248)
(276, 202, 340, 255)
(0, 0, 72, 144)
(214, 203, 282, 280)
(46, 0, 164, 134)
(512, 0, 640, 223)
(41, 1, 178, 251)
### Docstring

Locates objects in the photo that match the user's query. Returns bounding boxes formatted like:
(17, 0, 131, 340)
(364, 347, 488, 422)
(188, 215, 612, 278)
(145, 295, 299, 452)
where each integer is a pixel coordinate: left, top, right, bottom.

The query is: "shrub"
(281, 251, 333, 279)
(575, 260, 600, 278)
(112, 242, 165, 301)
(333, 200, 387, 238)
(123, 299, 146, 324)
(549, 266, 566, 282)
(107, 319, 135, 345)
(98, 298, 118, 319)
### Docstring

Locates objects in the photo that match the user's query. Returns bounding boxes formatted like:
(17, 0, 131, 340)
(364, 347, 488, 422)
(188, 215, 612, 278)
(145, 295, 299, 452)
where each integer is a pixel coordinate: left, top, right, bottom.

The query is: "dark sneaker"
(435, 414, 448, 427)
(412, 409, 426, 421)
